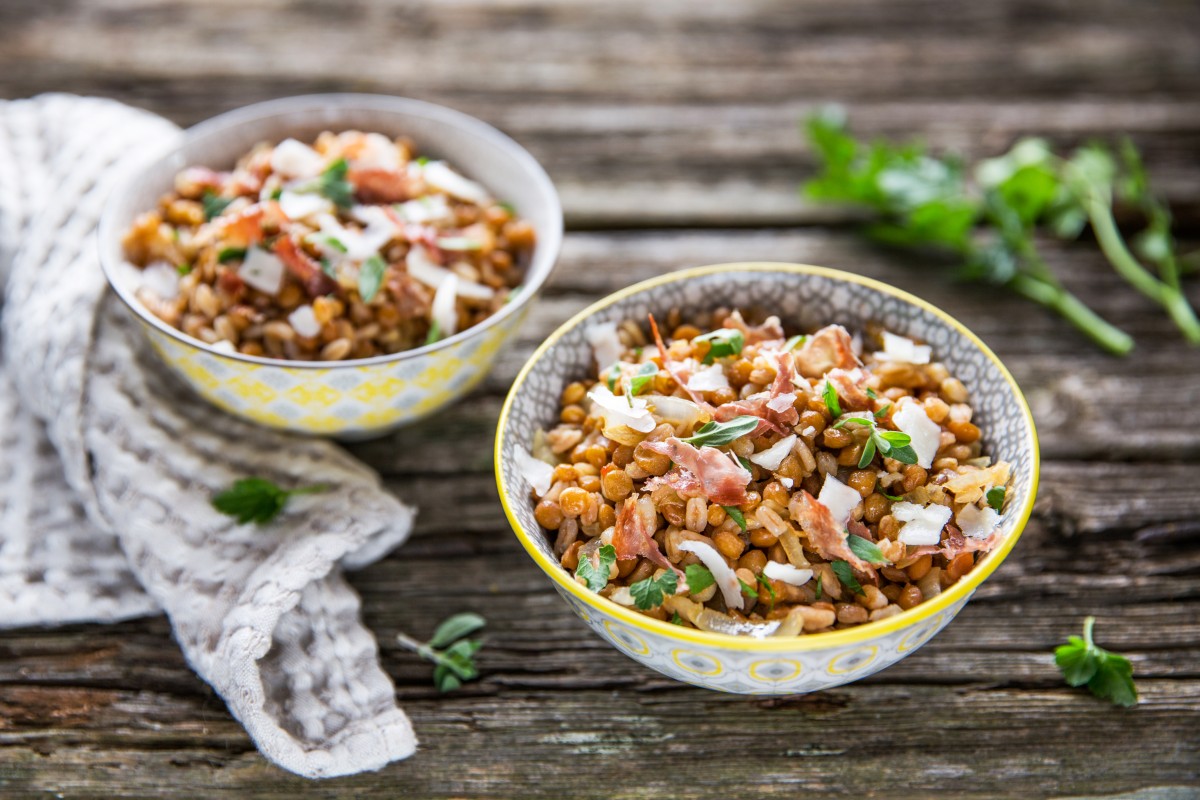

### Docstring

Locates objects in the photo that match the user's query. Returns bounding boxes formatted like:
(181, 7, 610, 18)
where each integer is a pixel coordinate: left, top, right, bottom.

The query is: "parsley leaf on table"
(211, 477, 328, 524)
(1054, 616, 1137, 707)
(396, 612, 487, 693)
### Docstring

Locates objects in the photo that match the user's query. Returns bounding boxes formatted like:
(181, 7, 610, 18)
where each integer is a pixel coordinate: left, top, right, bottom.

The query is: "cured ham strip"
(792, 491, 876, 576)
(641, 468, 705, 500)
(767, 351, 801, 428)
(648, 314, 710, 406)
(642, 438, 752, 505)
(911, 525, 1002, 560)
(794, 324, 859, 378)
(272, 235, 338, 297)
(613, 495, 682, 576)
(713, 351, 799, 436)
(348, 167, 414, 204)
(826, 367, 872, 411)
(722, 310, 784, 344)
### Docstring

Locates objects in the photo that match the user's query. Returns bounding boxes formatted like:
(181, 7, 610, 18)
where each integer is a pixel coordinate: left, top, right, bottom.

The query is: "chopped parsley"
(684, 564, 715, 594)
(201, 191, 233, 221)
(986, 486, 1007, 512)
(822, 381, 842, 417)
(317, 158, 355, 209)
(604, 362, 622, 392)
(738, 577, 758, 599)
(756, 574, 777, 614)
(783, 334, 808, 352)
(629, 362, 658, 396)
(680, 415, 760, 447)
(671, 611, 685, 626)
(723, 505, 747, 531)
(630, 571, 678, 610)
(395, 612, 487, 693)
(176, 263, 193, 276)
(831, 560, 863, 595)
(878, 486, 904, 502)
(424, 320, 443, 346)
(1054, 617, 1137, 707)
(211, 477, 328, 524)
(358, 254, 387, 303)
(575, 544, 616, 593)
(216, 247, 247, 263)
(847, 534, 891, 565)
(695, 328, 745, 364)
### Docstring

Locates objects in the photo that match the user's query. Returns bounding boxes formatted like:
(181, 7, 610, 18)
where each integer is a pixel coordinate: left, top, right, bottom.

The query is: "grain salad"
(119, 131, 534, 361)
(522, 309, 1013, 638)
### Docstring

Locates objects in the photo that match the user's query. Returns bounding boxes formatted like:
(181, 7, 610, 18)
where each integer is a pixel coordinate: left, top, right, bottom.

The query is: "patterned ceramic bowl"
(99, 94, 562, 439)
(496, 263, 1039, 694)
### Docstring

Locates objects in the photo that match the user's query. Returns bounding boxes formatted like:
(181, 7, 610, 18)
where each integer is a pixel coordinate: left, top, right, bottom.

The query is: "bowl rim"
(98, 92, 563, 370)
(496, 262, 1040, 653)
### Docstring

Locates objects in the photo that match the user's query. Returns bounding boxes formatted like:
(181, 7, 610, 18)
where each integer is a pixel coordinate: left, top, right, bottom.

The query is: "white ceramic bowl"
(99, 94, 562, 439)
(497, 263, 1039, 694)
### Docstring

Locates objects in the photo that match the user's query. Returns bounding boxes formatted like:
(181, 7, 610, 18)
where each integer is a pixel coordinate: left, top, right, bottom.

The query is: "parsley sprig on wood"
(1055, 616, 1137, 707)
(803, 109, 1199, 355)
(396, 612, 487, 693)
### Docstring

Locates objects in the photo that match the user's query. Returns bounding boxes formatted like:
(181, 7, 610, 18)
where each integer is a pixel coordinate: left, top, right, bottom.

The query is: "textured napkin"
(0, 94, 419, 778)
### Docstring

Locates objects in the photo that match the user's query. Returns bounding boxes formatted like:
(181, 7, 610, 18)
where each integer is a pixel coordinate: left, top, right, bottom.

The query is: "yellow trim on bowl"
(495, 262, 1040, 653)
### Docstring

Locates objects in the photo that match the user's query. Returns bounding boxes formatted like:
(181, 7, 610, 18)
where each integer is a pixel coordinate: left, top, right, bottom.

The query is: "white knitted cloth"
(0, 94, 419, 778)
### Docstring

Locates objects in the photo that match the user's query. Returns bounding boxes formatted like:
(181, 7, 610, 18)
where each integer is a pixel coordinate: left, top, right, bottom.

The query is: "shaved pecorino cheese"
(678, 539, 744, 611)
(877, 331, 932, 365)
(687, 363, 731, 392)
(584, 321, 623, 372)
(817, 473, 862, 527)
(893, 398, 941, 468)
(748, 434, 797, 472)
(763, 560, 814, 587)
(893, 501, 953, 545)
(587, 385, 656, 433)
(957, 502, 1001, 540)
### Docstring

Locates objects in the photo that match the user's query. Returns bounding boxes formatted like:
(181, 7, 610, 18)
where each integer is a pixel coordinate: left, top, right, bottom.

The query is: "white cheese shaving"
(395, 194, 453, 224)
(431, 273, 459, 338)
(584, 321, 623, 372)
(278, 190, 334, 222)
(893, 501, 953, 545)
(238, 247, 285, 295)
(287, 304, 322, 339)
(748, 434, 797, 472)
(209, 340, 236, 354)
(800, 426, 816, 438)
(678, 539, 743, 611)
(763, 560, 814, 587)
(780, 477, 794, 489)
(817, 473, 862, 528)
(893, 398, 941, 468)
(875, 331, 932, 364)
(270, 138, 326, 179)
(314, 209, 397, 261)
(608, 587, 636, 607)
(141, 261, 180, 300)
(687, 363, 731, 393)
(587, 385, 656, 433)
(515, 447, 555, 497)
(767, 392, 797, 413)
(404, 245, 495, 300)
(420, 160, 491, 204)
(956, 503, 1001, 540)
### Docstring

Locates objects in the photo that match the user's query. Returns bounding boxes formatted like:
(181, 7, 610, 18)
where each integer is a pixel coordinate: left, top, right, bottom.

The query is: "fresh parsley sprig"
(831, 560, 863, 595)
(630, 571, 678, 610)
(722, 505, 747, 531)
(833, 413, 919, 468)
(695, 329, 745, 364)
(680, 415, 760, 447)
(847, 534, 891, 565)
(358, 254, 387, 303)
(211, 477, 328, 524)
(803, 110, 1200, 355)
(396, 612, 487, 692)
(576, 544, 617, 592)
(1054, 616, 1137, 707)
(317, 157, 356, 209)
(201, 191, 234, 221)
(684, 564, 715, 594)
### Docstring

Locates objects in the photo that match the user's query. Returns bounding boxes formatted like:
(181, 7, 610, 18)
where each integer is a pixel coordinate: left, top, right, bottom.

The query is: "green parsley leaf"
(814, 573, 823, 601)
(176, 263, 193, 276)
(317, 158, 355, 209)
(695, 328, 745, 364)
(737, 577, 758, 599)
(428, 612, 487, 649)
(216, 247, 247, 263)
(865, 387, 877, 399)
(604, 362, 622, 392)
(986, 486, 1006, 512)
(684, 564, 715, 594)
(783, 334, 808, 352)
(358, 254, 387, 303)
(1054, 617, 1137, 707)
(873, 403, 891, 419)
(831, 560, 863, 595)
(671, 611, 684, 626)
(270, 186, 283, 201)
(847, 534, 891, 565)
(822, 381, 842, 417)
(201, 191, 234, 220)
(576, 544, 616, 593)
(319, 235, 348, 253)
(878, 487, 904, 502)
(211, 477, 328, 525)
(756, 573, 777, 614)
(737, 456, 754, 472)
(723, 505, 747, 531)
(630, 571, 679, 610)
(886, 444, 920, 465)
(629, 362, 658, 395)
(424, 320, 443, 346)
(680, 415, 760, 447)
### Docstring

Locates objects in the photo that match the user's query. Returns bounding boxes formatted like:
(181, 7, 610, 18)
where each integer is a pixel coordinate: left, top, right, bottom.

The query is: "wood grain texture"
(2, 0, 1199, 797)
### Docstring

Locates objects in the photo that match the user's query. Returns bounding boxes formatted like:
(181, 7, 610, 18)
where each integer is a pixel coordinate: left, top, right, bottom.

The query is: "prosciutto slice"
(911, 524, 1002, 561)
(272, 235, 338, 297)
(713, 351, 799, 436)
(794, 324, 860, 378)
(722, 310, 785, 345)
(642, 438, 752, 505)
(613, 495, 681, 576)
(792, 491, 876, 576)
(642, 468, 705, 500)
(648, 314, 710, 406)
(826, 367, 872, 411)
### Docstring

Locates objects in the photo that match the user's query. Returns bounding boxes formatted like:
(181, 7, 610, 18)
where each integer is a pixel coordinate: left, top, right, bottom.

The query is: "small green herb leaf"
(576, 544, 617, 593)
(671, 611, 684, 626)
(783, 334, 808, 352)
(886, 444, 920, 465)
(424, 320, 443, 346)
(857, 436, 878, 469)
(317, 158, 355, 209)
(695, 328, 745, 364)
(737, 456, 753, 472)
(737, 577, 758, 599)
(831, 560, 863, 595)
(428, 612, 487, 649)
(397, 613, 487, 693)
(1054, 617, 1137, 707)
(878, 487, 904, 502)
(822, 381, 842, 417)
(201, 191, 234, 221)
(680, 415, 760, 447)
(722, 506, 747, 532)
(865, 387, 877, 399)
(814, 573, 824, 601)
(604, 362, 622, 392)
(873, 403, 891, 419)
(629, 362, 658, 396)
(847, 534, 891, 565)
(684, 564, 715, 595)
(756, 573, 777, 614)
(986, 486, 1006, 512)
(176, 263, 193, 276)
(630, 571, 678, 610)
(211, 477, 328, 525)
(217, 247, 247, 263)
(358, 254, 387, 303)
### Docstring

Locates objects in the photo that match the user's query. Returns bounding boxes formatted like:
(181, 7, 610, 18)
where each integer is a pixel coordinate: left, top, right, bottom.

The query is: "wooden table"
(2, 1, 1198, 797)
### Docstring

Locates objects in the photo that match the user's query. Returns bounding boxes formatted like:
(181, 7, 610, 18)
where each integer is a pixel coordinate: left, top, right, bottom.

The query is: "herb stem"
(1009, 273, 1134, 355)
(289, 483, 330, 496)
(1082, 615, 1096, 649)
(1081, 190, 1200, 345)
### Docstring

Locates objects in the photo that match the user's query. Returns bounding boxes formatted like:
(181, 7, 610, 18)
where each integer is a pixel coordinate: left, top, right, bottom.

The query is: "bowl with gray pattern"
(495, 262, 1039, 694)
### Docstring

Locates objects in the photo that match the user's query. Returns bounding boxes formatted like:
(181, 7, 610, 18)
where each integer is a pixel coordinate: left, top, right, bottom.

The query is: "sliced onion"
(515, 447, 554, 497)
(776, 528, 809, 568)
(588, 385, 655, 433)
(817, 473, 861, 528)
(763, 560, 814, 587)
(893, 501, 952, 545)
(748, 434, 797, 472)
(956, 502, 1001, 540)
(584, 321, 623, 372)
(686, 363, 730, 392)
(431, 273, 459, 337)
(893, 398, 940, 468)
(644, 394, 706, 430)
(238, 247, 285, 295)
(405, 245, 495, 300)
(270, 138, 325, 179)
(677, 539, 743, 611)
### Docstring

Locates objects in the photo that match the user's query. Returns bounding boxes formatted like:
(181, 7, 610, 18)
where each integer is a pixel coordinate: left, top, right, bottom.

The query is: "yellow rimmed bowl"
(496, 263, 1039, 694)
(99, 94, 562, 439)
